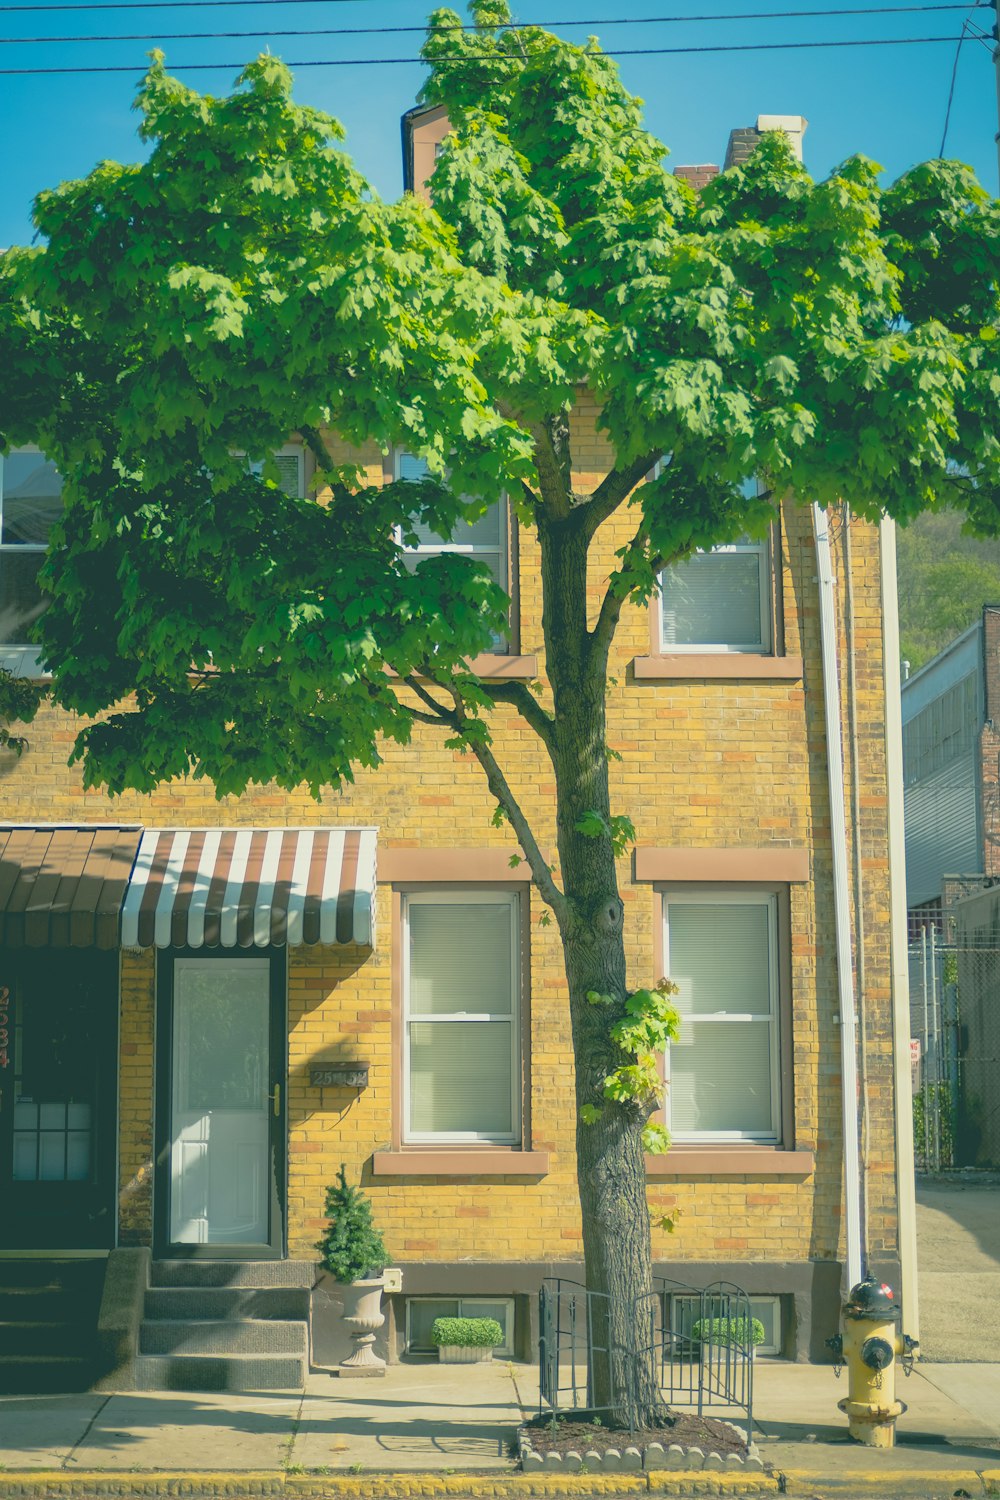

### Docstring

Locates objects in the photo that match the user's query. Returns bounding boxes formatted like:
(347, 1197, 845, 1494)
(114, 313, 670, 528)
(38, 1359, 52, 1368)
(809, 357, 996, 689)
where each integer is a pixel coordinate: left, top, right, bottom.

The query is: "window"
(0, 448, 62, 647)
(406, 1296, 515, 1355)
(663, 893, 780, 1141)
(659, 536, 772, 653)
(395, 450, 509, 651)
(402, 890, 520, 1143)
(244, 444, 304, 498)
(670, 1293, 782, 1357)
(657, 478, 773, 654)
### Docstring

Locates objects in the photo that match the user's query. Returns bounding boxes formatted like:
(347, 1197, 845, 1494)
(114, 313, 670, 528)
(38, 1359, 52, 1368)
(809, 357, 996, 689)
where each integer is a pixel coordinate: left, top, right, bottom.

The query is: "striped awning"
(0, 825, 143, 949)
(120, 828, 377, 950)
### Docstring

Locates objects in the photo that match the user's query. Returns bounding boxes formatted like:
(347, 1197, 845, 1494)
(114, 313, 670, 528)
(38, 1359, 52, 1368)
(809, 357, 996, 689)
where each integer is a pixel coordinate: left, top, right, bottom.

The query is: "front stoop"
(133, 1260, 313, 1391)
(0, 1257, 106, 1393)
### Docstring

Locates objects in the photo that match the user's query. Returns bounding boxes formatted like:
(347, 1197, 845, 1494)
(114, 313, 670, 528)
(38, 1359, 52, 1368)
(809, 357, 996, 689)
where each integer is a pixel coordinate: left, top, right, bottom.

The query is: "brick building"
(0, 112, 916, 1389)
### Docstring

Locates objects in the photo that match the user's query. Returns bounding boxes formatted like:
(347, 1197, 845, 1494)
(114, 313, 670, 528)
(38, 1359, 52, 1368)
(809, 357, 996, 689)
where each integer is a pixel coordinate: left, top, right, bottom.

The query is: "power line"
(0, 1, 976, 42)
(0, 31, 967, 71)
(939, 0, 987, 152)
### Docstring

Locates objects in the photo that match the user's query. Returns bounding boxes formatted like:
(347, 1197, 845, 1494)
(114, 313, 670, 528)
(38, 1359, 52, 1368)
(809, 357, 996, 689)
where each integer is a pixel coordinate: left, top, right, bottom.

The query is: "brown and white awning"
(0, 825, 143, 949)
(120, 828, 377, 950)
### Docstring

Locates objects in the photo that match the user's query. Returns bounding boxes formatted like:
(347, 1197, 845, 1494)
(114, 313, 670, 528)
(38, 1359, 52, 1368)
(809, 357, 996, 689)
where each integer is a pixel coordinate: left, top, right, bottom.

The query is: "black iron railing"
(538, 1275, 754, 1438)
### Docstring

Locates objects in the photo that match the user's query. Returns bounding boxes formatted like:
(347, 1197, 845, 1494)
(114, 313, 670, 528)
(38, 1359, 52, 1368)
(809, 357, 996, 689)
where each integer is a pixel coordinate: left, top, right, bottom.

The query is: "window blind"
(660, 546, 769, 651)
(405, 895, 519, 1141)
(666, 900, 777, 1139)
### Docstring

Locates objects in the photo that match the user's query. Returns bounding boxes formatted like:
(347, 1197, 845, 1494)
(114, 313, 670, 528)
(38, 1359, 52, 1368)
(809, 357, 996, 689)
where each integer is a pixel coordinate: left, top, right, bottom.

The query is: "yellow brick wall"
(0, 418, 900, 1274)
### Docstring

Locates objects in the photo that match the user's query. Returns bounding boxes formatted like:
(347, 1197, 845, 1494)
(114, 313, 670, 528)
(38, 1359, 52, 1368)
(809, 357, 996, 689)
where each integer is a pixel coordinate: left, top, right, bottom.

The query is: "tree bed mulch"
(519, 1412, 764, 1474)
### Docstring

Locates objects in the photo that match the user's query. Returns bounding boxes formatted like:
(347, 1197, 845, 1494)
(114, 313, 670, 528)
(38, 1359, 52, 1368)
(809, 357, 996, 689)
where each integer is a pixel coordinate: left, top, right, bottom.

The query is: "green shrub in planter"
(691, 1316, 766, 1350)
(431, 1316, 504, 1349)
(316, 1164, 388, 1284)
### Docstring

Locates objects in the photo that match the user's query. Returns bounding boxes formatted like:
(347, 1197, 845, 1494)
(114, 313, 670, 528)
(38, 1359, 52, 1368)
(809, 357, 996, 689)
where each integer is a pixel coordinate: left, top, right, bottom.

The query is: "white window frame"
(405, 1295, 515, 1356)
(402, 888, 521, 1145)
(658, 535, 772, 654)
(393, 449, 510, 650)
(0, 445, 59, 654)
(662, 890, 781, 1143)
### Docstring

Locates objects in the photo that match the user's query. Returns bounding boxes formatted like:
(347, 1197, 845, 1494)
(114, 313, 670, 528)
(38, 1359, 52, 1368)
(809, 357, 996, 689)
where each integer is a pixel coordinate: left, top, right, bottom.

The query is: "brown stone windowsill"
(391, 654, 538, 681)
(372, 1149, 549, 1177)
(632, 653, 803, 681)
(646, 1147, 814, 1178)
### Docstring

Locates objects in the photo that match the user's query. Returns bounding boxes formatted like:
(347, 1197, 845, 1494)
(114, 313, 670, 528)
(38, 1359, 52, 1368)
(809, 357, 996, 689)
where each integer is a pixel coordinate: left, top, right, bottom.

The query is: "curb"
(0, 1471, 781, 1499)
(0, 1468, 997, 1499)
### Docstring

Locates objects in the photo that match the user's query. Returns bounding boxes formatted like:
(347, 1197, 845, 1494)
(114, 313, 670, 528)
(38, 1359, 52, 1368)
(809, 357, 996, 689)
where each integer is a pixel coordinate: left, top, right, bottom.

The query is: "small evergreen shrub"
(430, 1316, 504, 1349)
(316, 1164, 388, 1283)
(692, 1316, 765, 1350)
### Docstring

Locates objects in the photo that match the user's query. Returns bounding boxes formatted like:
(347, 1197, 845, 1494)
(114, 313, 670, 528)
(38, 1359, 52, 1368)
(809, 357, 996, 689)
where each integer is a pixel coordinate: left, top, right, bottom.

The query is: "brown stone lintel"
(390, 654, 538, 681)
(371, 1149, 549, 1177)
(381, 849, 531, 883)
(634, 847, 810, 883)
(631, 653, 804, 681)
(646, 1147, 815, 1177)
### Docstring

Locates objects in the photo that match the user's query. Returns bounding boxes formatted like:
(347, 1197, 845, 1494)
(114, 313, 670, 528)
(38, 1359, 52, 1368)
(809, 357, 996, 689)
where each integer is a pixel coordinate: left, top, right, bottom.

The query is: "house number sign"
(0, 985, 9, 1070)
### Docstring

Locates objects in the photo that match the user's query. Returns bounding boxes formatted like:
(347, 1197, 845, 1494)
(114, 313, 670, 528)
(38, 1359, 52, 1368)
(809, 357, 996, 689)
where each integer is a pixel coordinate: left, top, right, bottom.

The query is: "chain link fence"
(909, 919, 1000, 1170)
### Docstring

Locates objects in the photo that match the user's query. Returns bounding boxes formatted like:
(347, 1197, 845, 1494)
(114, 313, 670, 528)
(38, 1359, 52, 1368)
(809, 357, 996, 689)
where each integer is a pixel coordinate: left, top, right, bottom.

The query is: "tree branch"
(588, 517, 668, 674)
(300, 424, 337, 473)
(479, 678, 557, 759)
(402, 674, 458, 726)
(581, 452, 661, 542)
(526, 415, 573, 520)
(432, 676, 568, 919)
(469, 734, 568, 919)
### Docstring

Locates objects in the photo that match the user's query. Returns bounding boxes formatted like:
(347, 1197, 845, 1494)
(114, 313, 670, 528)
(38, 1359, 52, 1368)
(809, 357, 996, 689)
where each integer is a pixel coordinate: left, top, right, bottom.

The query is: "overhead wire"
(938, 0, 990, 154)
(0, 0, 978, 37)
(0, 31, 971, 72)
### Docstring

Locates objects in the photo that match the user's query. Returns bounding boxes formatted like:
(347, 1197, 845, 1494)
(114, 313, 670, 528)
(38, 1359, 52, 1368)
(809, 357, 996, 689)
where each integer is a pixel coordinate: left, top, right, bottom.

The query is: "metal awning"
(0, 825, 143, 949)
(119, 828, 377, 950)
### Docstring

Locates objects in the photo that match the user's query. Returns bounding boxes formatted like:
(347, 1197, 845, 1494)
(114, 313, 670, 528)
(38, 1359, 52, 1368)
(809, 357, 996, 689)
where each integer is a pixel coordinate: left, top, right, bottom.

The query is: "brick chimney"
(673, 164, 720, 192)
(725, 113, 808, 168)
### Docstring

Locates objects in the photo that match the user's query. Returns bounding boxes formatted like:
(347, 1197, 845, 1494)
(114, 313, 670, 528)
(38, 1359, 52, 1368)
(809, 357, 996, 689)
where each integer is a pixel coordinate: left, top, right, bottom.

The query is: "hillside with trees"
(897, 514, 1000, 673)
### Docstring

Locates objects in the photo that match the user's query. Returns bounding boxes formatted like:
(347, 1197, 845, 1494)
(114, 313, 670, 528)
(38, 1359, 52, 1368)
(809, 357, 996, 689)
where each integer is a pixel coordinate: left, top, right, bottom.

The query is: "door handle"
(269, 1084, 281, 1118)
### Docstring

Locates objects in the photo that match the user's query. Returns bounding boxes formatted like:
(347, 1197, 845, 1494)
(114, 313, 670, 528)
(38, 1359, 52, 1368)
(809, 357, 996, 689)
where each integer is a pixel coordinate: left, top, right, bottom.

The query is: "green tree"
(1, 3, 998, 1425)
(896, 512, 1000, 670)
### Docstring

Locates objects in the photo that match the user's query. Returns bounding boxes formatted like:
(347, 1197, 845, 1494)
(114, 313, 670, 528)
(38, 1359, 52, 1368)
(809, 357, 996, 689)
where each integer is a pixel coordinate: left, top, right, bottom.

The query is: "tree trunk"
(536, 506, 669, 1430)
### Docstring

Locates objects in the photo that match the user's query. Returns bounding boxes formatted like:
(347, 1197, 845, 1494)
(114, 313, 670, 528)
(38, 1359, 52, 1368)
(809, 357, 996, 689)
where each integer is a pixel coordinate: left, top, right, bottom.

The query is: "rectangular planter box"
(437, 1346, 494, 1364)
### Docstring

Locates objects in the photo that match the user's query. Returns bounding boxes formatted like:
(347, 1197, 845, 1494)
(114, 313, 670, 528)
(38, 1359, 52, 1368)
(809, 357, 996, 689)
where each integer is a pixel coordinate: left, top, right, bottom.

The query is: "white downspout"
(812, 503, 864, 1290)
(879, 516, 920, 1341)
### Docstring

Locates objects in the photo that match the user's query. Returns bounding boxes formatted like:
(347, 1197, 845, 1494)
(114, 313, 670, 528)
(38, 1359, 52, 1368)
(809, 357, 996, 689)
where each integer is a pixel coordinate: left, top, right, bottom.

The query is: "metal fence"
(909, 927, 1000, 1170)
(538, 1276, 754, 1437)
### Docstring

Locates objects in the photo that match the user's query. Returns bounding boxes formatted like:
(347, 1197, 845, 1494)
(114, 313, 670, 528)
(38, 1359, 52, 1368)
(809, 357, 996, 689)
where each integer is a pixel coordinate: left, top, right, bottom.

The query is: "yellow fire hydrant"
(826, 1276, 919, 1447)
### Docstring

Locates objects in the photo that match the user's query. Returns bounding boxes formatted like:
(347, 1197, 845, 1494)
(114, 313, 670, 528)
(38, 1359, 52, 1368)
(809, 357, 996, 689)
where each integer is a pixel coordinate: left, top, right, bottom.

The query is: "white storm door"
(169, 958, 270, 1245)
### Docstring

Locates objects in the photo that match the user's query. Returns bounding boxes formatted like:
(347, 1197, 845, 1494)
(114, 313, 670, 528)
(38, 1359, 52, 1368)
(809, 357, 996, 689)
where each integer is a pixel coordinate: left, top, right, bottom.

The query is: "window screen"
(404, 893, 520, 1142)
(664, 897, 779, 1140)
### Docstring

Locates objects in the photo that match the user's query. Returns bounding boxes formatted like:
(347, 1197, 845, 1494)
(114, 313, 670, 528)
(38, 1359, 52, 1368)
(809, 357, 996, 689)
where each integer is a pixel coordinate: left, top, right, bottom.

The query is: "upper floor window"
(395, 450, 510, 652)
(0, 448, 61, 648)
(663, 892, 780, 1142)
(659, 536, 772, 654)
(402, 889, 521, 1144)
(244, 444, 305, 498)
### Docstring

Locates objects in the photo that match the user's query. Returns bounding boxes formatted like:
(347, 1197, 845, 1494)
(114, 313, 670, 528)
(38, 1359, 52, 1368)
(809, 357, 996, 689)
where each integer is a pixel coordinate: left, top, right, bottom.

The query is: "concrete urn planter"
(437, 1345, 494, 1364)
(338, 1277, 386, 1377)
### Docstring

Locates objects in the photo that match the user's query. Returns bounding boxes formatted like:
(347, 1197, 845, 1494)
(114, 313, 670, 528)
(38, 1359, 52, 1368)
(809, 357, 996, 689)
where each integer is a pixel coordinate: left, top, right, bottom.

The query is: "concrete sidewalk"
(0, 1357, 996, 1494)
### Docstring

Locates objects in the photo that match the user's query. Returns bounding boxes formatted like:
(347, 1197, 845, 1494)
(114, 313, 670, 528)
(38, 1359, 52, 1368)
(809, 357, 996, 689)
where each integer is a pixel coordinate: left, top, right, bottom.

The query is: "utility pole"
(994, 0, 1000, 190)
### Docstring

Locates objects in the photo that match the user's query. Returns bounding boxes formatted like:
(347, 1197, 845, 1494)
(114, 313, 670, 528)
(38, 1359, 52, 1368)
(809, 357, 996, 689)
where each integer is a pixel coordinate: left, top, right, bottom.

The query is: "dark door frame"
(153, 946, 287, 1260)
(0, 947, 119, 1250)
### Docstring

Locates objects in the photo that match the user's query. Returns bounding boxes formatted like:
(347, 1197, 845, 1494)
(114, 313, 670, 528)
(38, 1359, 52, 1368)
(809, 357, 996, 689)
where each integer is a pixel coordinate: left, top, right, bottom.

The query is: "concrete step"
(151, 1260, 314, 1289)
(0, 1287, 79, 1320)
(139, 1318, 308, 1356)
(132, 1352, 306, 1392)
(145, 1286, 310, 1321)
(0, 1319, 92, 1357)
(0, 1355, 95, 1394)
(0, 1257, 106, 1291)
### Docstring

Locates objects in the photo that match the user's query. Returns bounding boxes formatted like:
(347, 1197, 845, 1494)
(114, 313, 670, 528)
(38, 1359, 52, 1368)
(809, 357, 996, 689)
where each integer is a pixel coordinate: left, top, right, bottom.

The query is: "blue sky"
(0, 0, 996, 248)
